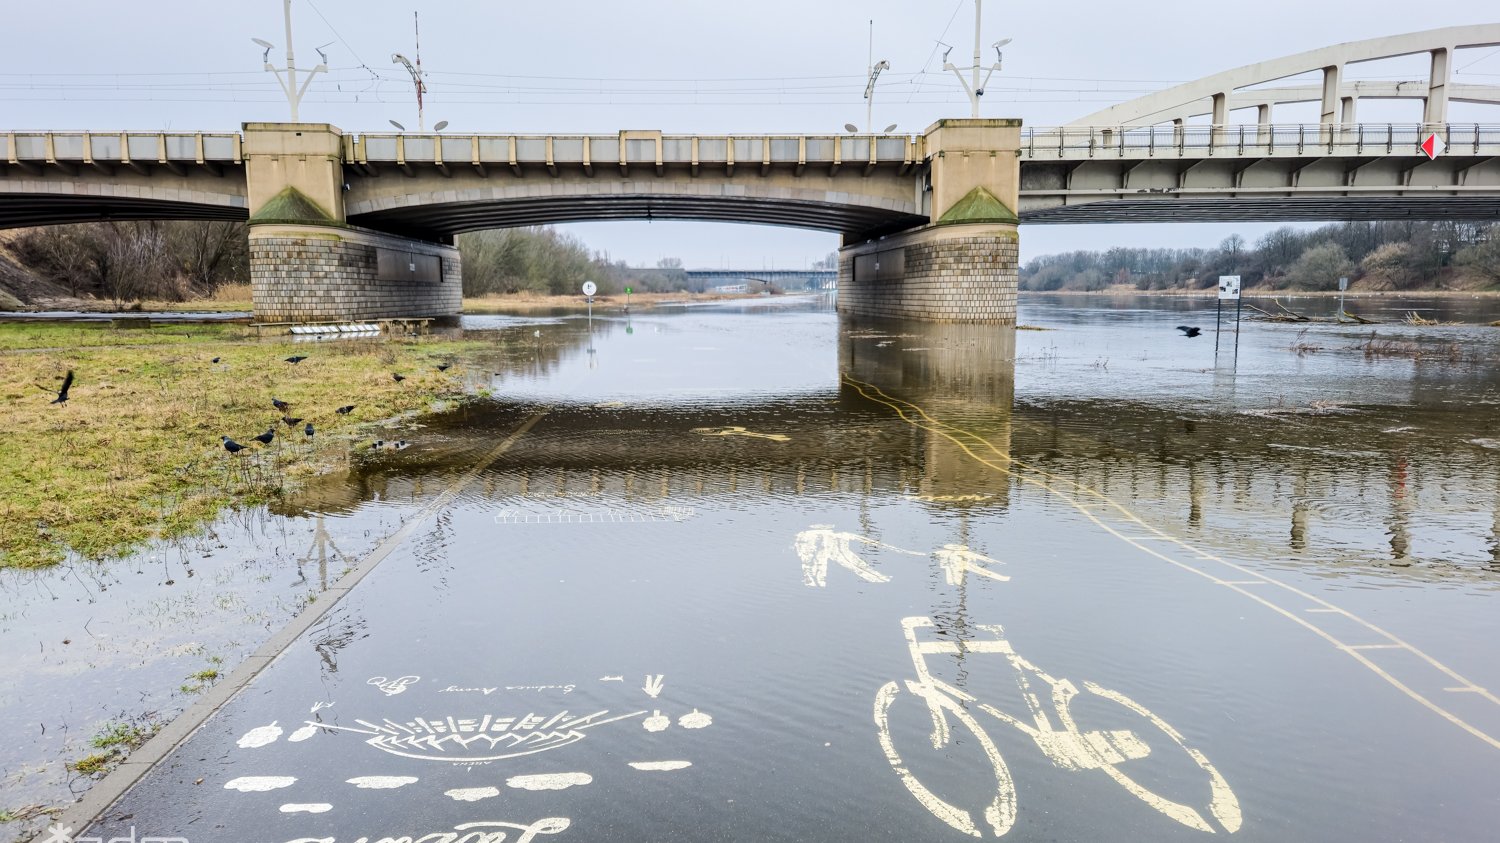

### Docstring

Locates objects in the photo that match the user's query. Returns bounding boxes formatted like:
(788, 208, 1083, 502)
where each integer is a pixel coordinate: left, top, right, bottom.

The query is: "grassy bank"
(0, 322, 485, 568)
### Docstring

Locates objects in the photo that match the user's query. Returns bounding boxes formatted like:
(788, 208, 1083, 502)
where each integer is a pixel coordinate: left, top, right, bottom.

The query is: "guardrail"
(1020, 123, 1500, 159)
(3, 132, 242, 169)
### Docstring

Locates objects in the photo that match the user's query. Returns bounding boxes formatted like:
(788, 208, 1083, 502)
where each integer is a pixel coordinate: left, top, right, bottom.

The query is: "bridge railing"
(346, 132, 921, 171)
(4, 132, 242, 166)
(1020, 123, 1500, 159)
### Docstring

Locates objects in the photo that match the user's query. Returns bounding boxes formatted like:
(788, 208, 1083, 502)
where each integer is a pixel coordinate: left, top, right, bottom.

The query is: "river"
(6, 293, 1499, 842)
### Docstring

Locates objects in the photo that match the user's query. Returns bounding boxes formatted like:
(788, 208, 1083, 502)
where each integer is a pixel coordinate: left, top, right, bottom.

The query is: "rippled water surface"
(27, 294, 1500, 841)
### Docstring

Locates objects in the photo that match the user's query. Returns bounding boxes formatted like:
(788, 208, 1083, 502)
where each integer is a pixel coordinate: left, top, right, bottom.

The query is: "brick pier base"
(837, 223, 1019, 324)
(249, 224, 462, 322)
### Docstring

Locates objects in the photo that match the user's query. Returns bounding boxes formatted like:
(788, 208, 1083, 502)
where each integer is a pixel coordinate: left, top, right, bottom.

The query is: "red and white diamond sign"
(1420, 132, 1446, 160)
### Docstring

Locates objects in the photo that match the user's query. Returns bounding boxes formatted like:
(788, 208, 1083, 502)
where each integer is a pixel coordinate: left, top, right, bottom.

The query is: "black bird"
(392, 373, 406, 383)
(281, 416, 304, 427)
(436, 363, 452, 372)
(252, 427, 275, 445)
(221, 436, 247, 454)
(335, 405, 355, 415)
(285, 355, 308, 365)
(211, 357, 221, 364)
(1176, 325, 1202, 338)
(272, 397, 290, 412)
(47, 370, 75, 404)
(304, 422, 315, 438)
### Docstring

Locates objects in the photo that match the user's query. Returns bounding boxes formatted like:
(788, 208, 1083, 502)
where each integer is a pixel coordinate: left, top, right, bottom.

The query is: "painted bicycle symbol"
(875, 616, 1242, 837)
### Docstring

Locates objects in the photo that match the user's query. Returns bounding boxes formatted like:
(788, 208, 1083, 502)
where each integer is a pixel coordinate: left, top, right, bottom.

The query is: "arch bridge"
(0, 25, 1496, 323)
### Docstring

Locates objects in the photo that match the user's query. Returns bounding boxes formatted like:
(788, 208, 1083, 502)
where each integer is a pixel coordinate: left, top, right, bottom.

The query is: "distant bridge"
(685, 269, 836, 290)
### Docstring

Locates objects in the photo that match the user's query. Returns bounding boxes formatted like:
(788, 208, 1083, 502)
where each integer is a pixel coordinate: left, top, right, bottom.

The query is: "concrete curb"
(54, 410, 548, 839)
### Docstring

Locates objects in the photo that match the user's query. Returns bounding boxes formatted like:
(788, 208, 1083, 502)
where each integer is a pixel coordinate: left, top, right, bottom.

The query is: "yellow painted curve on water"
(843, 375, 1500, 752)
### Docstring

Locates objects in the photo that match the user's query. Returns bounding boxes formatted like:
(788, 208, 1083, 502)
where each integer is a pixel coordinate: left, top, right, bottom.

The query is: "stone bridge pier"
(244, 123, 461, 322)
(838, 119, 1021, 324)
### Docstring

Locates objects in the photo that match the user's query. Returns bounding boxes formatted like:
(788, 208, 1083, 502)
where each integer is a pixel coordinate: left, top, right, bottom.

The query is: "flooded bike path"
(71, 300, 1500, 842)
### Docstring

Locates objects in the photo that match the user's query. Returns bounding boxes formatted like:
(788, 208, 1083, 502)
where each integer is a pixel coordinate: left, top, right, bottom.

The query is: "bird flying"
(1176, 326, 1202, 338)
(285, 355, 308, 364)
(48, 370, 75, 404)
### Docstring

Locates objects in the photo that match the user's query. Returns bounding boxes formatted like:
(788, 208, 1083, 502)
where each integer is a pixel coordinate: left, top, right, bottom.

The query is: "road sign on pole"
(1216, 276, 1242, 363)
(582, 281, 597, 297)
(1420, 132, 1446, 160)
(1217, 276, 1241, 300)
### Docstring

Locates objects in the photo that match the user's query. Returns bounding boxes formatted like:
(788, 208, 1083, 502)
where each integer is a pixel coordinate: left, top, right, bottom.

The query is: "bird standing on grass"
(285, 355, 308, 365)
(392, 373, 406, 383)
(272, 397, 290, 412)
(252, 427, 275, 445)
(281, 416, 304, 427)
(304, 422, 315, 438)
(335, 405, 355, 415)
(1176, 326, 1202, 338)
(436, 362, 452, 372)
(221, 436, 247, 454)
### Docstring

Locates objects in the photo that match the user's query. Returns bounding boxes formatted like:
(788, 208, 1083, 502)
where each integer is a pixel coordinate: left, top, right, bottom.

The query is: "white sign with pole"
(582, 281, 597, 297)
(1217, 276, 1241, 300)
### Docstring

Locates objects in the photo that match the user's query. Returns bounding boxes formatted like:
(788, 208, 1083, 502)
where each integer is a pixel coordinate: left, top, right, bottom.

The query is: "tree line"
(1021, 221, 1500, 293)
(9, 221, 248, 303)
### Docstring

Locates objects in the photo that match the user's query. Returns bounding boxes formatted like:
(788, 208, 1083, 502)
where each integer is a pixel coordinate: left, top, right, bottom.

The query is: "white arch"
(1067, 24, 1500, 128)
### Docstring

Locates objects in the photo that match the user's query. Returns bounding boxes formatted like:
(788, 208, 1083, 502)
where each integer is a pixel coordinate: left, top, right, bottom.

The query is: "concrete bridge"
(1, 24, 1497, 324)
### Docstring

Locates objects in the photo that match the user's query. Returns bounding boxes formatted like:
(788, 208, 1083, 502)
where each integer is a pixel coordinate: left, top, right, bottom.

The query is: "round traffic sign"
(582, 281, 598, 297)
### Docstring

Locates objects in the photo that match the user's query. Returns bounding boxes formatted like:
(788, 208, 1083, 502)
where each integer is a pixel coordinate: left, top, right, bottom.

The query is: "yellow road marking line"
(843, 375, 1500, 751)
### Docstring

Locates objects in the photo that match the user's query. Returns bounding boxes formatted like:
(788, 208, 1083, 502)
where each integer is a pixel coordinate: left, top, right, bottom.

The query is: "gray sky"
(5, 1, 1497, 267)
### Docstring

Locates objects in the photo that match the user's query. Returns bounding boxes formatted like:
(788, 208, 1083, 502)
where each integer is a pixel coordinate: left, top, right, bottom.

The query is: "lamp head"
(433, 120, 449, 132)
(315, 41, 333, 65)
(843, 123, 859, 134)
(389, 119, 406, 132)
(883, 123, 898, 133)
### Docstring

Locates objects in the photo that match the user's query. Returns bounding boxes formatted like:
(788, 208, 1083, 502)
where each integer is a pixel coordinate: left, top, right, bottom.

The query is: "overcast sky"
(5, 2, 1497, 267)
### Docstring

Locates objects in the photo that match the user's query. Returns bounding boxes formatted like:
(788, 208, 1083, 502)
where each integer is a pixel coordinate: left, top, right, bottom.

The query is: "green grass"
(1, 323, 489, 568)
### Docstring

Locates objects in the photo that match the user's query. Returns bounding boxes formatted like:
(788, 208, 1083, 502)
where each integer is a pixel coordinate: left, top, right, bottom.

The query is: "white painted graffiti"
(440, 686, 499, 695)
(315, 710, 646, 763)
(367, 675, 420, 696)
(283, 817, 571, 843)
(642, 674, 664, 699)
(794, 525, 922, 587)
(628, 760, 692, 771)
(345, 776, 419, 789)
(224, 776, 296, 792)
(795, 526, 1005, 588)
(506, 772, 592, 791)
(874, 615, 1241, 837)
(236, 722, 283, 749)
(505, 684, 577, 694)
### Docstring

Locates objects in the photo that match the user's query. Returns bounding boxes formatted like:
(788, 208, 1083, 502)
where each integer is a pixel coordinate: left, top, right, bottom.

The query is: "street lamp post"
(252, 0, 327, 123)
(942, 0, 1011, 118)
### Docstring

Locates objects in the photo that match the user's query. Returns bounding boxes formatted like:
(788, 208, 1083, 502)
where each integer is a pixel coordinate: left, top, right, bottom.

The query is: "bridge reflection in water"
(273, 309, 1500, 577)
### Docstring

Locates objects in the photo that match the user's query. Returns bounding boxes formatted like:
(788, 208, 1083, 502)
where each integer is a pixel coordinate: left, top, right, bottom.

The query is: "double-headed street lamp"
(941, 0, 1012, 118)
(251, 0, 327, 122)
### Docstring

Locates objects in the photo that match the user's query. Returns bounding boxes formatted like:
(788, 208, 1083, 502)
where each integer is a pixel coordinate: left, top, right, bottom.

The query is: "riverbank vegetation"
(1022, 221, 1500, 293)
(0, 322, 483, 568)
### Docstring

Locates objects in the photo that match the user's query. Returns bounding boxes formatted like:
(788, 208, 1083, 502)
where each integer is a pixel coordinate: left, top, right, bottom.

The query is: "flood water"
(12, 294, 1500, 842)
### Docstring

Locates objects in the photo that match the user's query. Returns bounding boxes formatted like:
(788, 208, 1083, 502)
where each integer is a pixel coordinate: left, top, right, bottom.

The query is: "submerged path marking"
(843, 375, 1500, 751)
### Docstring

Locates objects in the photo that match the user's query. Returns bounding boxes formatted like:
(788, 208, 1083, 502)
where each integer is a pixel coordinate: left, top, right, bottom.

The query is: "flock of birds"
(215, 353, 453, 457)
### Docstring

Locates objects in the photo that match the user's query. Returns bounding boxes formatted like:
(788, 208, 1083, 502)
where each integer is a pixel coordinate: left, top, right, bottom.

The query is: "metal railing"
(1020, 123, 1500, 159)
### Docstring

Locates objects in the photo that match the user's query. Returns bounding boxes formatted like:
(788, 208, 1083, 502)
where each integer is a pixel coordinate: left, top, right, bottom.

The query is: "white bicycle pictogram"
(874, 616, 1242, 837)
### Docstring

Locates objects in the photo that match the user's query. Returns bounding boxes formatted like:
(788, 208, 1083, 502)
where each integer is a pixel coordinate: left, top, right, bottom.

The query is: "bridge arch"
(1068, 23, 1500, 128)
(343, 171, 924, 242)
(0, 177, 248, 229)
